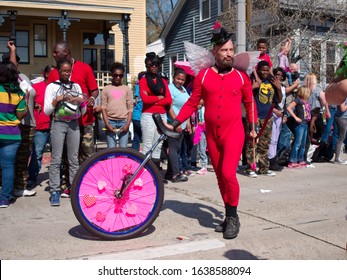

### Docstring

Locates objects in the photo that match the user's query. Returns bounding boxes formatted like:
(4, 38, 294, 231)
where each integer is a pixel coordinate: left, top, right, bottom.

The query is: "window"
(311, 40, 321, 81)
(326, 42, 337, 83)
(101, 49, 115, 71)
(200, 0, 211, 21)
(218, 0, 231, 14)
(34, 24, 47, 57)
(83, 32, 115, 70)
(0, 36, 9, 59)
(16, 31, 29, 63)
(83, 33, 114, 46)
(83, 48, 97, 71)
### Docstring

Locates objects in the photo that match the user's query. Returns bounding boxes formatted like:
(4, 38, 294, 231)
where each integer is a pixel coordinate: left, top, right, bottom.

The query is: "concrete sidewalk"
(0, 154, 346, 260)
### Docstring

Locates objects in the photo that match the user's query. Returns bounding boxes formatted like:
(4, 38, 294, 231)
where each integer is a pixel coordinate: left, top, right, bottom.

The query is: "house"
(160, 0, 228, 82)
(0, 0, 146, 87)
(159, 0, 347, 86)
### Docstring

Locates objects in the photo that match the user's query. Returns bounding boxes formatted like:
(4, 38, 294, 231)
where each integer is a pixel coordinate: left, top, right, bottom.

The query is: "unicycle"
(71, 113, 180, 240)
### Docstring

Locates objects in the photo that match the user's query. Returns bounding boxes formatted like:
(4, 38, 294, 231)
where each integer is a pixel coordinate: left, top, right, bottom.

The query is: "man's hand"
(34, 102, 42, 113)
(163, 122, 173, 131)
(163, 121, 182, 132)
(7, 40, 16, 52)
(249, 130, 257, 139)
(87, 97, 95, 107)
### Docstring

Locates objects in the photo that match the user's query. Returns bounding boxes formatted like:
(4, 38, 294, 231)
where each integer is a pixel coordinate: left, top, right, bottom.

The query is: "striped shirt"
(0, 83, 26, 140)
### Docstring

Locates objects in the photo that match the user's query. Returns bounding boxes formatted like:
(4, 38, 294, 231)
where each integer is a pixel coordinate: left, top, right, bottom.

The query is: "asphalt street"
(0, 149, 347, 261)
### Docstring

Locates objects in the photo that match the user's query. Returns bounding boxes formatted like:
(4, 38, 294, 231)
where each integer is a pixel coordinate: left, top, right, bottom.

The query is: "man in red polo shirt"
(48, 41, 99, 197)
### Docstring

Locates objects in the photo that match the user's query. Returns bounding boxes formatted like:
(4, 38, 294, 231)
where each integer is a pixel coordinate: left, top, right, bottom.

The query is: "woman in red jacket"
(139, 52, 172, 176)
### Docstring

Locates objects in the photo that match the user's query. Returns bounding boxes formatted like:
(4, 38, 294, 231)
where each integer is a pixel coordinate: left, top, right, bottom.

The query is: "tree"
(146, 0, 178, 44)
(218, 0, 347, 83)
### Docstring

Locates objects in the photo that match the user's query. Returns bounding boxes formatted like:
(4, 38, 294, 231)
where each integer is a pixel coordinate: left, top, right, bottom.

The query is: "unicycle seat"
(152, 113, 181, 139)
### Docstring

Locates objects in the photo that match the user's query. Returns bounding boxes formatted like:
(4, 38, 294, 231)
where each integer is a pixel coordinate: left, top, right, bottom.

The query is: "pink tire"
(71, 147, 164, 240)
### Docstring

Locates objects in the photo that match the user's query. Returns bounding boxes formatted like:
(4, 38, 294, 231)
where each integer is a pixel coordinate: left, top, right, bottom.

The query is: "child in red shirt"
(253, 38, 273, 84)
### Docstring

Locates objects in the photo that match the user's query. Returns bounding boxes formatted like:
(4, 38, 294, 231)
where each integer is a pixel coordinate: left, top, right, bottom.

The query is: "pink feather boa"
(193, 123, 206, 145)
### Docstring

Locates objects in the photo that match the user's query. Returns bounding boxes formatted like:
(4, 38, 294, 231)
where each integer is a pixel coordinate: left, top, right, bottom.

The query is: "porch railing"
(95, 71, 112, 90)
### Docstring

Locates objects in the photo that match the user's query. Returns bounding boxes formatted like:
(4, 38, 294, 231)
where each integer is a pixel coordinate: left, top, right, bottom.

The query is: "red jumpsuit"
(176, 68, 257, 207)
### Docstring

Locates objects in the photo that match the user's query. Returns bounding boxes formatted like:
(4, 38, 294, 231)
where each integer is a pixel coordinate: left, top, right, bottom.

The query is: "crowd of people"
(0, 39, 209, 210)
(1, 23, 347, 241)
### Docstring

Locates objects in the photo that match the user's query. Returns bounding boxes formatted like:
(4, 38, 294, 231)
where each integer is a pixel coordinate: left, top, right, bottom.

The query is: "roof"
(160, 0, 187, 39)
(146, 39, 165, 57)
(0, 1, 134, 16)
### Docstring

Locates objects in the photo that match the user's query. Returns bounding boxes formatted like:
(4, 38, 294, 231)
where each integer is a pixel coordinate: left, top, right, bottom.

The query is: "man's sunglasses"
(112, 73, 124, 78)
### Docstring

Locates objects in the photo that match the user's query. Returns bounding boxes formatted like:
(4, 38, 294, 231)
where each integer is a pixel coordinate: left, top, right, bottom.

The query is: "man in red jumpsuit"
(169, 25, 258, 239)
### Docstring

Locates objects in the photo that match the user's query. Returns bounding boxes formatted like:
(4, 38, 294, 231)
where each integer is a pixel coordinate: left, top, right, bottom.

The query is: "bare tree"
(146, 0, 177, 44)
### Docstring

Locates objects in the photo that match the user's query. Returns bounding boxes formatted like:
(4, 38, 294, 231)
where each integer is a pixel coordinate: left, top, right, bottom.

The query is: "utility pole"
(236, 0, 246, 52)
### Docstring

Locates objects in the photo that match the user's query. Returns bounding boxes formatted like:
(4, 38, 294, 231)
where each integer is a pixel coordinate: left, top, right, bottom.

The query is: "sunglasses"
(59, 69, 72, 74)
(146, 62, 159, 68)
(112, 73, 124, 78)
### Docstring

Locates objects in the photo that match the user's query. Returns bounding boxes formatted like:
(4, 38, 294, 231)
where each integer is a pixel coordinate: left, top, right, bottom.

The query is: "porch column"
(103, 21, 111, 71)
(122, 14, 131, 84)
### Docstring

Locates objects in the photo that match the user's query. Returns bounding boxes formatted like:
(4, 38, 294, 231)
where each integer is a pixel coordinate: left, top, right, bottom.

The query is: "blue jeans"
(198, 131, 208, 168)
(286, 72, 292, 85)
(289, 122, 308, 163)
(166, 133, 184, 177)
(179, 132, 192, 171)
(28, 129, 50, 182)
(321, 108, 338, 149)
(131, 119, 142, 151)
(106, 119, 129, 148)
(0, 140, 21, 201)
(277, 122, 293, 156)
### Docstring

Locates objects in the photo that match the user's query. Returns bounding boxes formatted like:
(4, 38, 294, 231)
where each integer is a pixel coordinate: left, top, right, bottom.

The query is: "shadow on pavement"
(68, 224, 156, 241)
(224, 249, 262, 260)
(162, 199, 224, 229)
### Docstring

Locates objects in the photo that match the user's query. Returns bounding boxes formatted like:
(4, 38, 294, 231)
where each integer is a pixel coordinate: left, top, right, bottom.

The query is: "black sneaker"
(223, 216, 240, 239)
(171, 174, 188, 183)
(269, 164, 284, 171)
(214, 219, 226, 232)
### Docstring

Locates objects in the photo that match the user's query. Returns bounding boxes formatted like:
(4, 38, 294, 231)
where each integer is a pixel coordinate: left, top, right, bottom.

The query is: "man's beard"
(216, 58, 233, 69)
